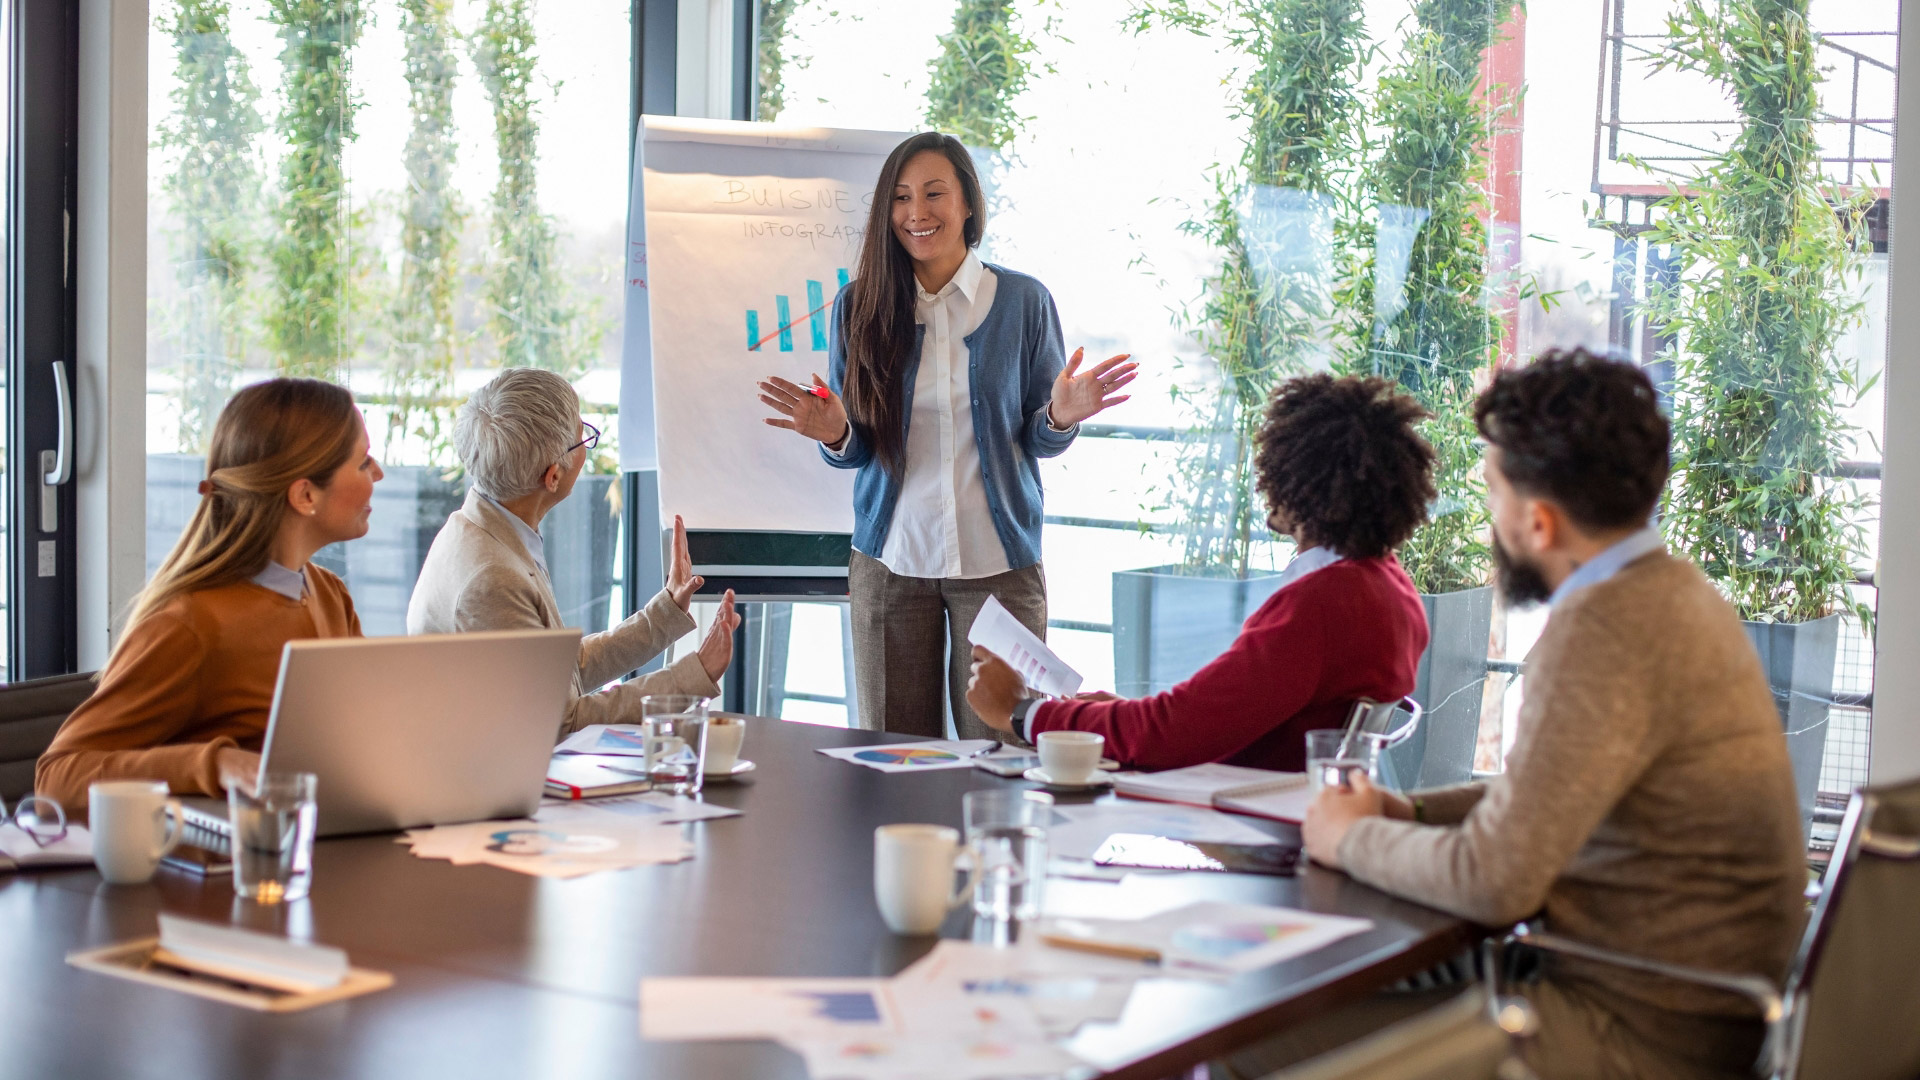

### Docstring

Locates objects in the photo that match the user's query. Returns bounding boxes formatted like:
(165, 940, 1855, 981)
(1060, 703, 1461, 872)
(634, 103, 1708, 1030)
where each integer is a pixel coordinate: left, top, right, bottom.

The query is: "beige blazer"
(407, 488, 720, 738)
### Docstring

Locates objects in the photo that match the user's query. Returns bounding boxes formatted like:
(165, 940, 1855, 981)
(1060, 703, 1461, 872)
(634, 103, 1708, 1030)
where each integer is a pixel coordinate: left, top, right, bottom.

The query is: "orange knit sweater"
(36, 566, 360, 810)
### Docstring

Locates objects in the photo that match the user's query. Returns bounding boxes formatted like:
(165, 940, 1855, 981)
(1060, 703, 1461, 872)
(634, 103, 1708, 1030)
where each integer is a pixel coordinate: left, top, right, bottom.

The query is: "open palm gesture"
(1048, 349, 1138, 429)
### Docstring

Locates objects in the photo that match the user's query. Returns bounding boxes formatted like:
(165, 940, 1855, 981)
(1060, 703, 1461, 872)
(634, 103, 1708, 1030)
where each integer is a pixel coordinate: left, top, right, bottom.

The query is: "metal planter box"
(1744, 614, 1841, 836)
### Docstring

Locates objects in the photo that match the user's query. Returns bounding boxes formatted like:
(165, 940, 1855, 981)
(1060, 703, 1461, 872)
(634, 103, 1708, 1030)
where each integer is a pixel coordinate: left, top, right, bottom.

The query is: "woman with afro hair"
(966, 373, 1434, 772)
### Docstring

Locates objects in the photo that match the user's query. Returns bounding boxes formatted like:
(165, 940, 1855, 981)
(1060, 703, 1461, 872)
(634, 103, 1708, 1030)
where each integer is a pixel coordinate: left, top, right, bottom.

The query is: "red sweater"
(1031, 556, 1428, 772)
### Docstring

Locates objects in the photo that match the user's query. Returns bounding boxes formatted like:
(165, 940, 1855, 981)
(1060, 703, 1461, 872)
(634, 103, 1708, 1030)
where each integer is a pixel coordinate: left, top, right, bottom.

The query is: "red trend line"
(753, 298, 834, 352)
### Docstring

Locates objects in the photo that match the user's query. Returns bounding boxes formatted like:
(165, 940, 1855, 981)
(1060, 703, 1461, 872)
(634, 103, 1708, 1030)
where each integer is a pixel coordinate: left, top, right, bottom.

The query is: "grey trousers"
(1214, 978, 1755, 1080)
(848, 551, 1048, 741)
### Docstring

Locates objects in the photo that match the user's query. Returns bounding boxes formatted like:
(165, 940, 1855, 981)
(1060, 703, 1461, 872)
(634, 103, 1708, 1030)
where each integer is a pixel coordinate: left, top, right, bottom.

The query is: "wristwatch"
(1010, 698, 1044, 743)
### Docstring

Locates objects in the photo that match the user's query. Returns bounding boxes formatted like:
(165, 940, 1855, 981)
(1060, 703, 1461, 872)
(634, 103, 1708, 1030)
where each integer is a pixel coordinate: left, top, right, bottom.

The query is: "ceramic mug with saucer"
(704, 716, 748, 776)
(1030, 731, 1106, 786)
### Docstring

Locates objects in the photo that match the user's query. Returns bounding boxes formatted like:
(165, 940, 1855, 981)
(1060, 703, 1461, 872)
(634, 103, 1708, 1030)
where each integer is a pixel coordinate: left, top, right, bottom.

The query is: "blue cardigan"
(820, 264, 1076, 570)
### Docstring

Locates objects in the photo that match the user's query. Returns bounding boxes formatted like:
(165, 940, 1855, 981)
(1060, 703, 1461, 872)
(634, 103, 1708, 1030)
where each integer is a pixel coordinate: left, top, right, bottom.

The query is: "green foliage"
(1133, 0, 1370, 574)
(473, 0, 603, 378)
(756, 0, 802, 121)
(389, 0, 465, 468)
(263, 0, 364, 380)
(925, 0, 1037, 151)
(156, 0, 265, 453)
(1646, 0, 1870, 624)
(1336, 0, 1506, 595)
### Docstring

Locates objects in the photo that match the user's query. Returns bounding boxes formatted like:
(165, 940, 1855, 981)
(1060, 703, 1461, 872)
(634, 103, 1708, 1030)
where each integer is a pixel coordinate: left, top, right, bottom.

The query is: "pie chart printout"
(850, 746, 961, 767)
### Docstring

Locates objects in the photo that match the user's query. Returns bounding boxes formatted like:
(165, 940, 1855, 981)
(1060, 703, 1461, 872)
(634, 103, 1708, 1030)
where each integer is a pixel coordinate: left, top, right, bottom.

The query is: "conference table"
(0, 717, 1476, 1079)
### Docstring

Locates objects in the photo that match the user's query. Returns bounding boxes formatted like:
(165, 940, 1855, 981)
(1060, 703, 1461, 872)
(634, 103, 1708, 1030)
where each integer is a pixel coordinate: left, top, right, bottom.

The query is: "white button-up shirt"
(875, 251, 1010, 580)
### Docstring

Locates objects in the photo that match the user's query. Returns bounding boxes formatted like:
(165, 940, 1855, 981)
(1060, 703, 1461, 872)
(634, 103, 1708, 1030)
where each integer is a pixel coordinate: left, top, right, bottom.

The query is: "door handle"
(39, 359, 71, 533)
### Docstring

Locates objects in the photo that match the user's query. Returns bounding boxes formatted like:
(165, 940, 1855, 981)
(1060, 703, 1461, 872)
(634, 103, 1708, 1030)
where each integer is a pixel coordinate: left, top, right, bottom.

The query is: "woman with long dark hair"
(758, 131, 1134, 739)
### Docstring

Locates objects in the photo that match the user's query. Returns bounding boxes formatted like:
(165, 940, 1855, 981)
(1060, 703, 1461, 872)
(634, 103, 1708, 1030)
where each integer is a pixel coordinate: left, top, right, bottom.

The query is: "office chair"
(0, 672, 96, 800)
(1488, 776, 1920, 1080)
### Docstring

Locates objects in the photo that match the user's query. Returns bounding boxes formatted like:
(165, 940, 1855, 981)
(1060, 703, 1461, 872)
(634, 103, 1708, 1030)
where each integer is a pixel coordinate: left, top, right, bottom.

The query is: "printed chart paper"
(622, 117, 908, 527)
(816, 739, 998, 773)
(640, 978, 899, 1041)
(966, 596, 1083, 698)
(1042, 901, 1372, 974)
(555, 724, 654, 758)
(1047, 802, 1276, 861)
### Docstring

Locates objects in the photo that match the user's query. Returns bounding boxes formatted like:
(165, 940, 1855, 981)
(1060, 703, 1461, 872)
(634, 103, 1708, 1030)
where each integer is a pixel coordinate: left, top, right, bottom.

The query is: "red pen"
(808, 385, 831, 399)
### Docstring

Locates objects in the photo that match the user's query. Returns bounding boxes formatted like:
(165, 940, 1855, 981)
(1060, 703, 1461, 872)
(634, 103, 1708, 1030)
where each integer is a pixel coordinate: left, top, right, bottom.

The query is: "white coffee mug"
(705, 717, 746, 774)
(89, 780, 184, 885)
(1037, 730, 1104, 783)
(873, 824, 975, 935)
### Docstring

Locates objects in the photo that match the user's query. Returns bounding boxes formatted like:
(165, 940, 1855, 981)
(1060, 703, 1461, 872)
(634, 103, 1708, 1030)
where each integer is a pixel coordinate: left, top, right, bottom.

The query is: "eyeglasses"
(565, 420, 601, 457)
(1, 793, 68, 848)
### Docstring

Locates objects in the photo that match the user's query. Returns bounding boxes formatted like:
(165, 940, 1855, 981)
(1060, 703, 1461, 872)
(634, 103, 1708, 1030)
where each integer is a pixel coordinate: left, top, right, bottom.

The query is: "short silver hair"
(454, 368, 580, 500)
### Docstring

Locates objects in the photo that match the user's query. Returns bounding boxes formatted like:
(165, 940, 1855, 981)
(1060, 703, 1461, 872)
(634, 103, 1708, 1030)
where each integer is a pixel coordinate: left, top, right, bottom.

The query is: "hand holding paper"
(966, 596, 1081, 698)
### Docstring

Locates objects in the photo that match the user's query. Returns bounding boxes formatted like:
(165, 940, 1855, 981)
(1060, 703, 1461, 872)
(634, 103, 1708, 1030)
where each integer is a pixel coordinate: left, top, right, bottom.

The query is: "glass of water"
(227, 772, 318, 904)
(640, 695, 710, 796)
(1306, 729, 1379, 796)
(962, 788, 1053, 923)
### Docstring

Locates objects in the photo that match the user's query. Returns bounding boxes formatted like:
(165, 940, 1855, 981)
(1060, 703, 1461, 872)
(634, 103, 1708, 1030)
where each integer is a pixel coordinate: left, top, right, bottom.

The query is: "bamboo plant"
(1646, 0, 1870, 624)
(924, 0, 1039, 151)
(388, 0, 465, 468)
(1336, 0, 1506, 595)
(473, 0, 602, 377)
(1133, 0, 1370, 576)
(263, 0, 364, 380)
(756, 0, 801, 121)
(156, 0, 265, 452)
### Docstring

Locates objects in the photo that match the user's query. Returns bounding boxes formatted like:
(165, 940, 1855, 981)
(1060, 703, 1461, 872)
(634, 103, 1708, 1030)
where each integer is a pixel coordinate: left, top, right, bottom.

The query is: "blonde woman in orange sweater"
(37, 379, 382, 811)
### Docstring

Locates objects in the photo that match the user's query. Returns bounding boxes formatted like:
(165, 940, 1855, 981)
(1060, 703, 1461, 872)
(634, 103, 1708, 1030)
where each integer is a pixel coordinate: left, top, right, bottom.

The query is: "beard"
(1492, 533, 1553, 608)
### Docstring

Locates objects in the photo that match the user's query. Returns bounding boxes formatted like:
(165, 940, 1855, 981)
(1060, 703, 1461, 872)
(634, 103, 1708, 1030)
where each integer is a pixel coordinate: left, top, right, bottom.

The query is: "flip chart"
(620, 116, 908, 532)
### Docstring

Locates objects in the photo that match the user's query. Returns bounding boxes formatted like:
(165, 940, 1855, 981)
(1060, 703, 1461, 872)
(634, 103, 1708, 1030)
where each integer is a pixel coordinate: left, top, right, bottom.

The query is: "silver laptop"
(181, 628, 581, 837)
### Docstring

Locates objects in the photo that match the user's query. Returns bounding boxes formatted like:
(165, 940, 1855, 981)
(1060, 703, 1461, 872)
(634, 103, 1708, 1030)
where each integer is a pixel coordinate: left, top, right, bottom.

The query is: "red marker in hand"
(808, 385, 831, 399)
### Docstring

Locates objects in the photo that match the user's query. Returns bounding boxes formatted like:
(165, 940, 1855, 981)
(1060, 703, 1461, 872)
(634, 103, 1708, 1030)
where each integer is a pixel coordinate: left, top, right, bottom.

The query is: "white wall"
(1872, 0, 1920, 783)
(75, 0, 147, 669)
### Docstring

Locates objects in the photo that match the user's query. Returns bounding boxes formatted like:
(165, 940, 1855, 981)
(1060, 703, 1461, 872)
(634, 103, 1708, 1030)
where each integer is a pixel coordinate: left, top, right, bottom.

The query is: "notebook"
(544, 755, 653, 800)
(1111, 763, 1314, 823)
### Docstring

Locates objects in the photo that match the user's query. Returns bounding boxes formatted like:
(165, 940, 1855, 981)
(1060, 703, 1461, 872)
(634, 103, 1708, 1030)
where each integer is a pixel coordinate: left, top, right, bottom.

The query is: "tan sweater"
(406, 489, 719, 739)
(36, 567, 361, 810)
(1340, 551, 1804, 1056)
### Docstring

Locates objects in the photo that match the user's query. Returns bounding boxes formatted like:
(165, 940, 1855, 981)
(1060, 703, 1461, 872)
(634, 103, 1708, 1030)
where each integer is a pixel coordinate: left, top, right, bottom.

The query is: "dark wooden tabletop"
(0, 717, 1474, 1080)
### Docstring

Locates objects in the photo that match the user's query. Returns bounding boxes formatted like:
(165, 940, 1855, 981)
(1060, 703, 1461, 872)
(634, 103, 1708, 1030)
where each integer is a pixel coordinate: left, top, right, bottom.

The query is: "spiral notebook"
(1111, 763, 1313, 823)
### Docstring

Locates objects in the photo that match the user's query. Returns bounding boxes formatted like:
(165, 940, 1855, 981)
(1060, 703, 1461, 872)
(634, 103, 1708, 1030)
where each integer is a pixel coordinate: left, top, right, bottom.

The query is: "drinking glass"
(961, 789, 1053, 923)
(228, 772, 317, 903)
(1305, 729, 1379, 797)
(640, 695, 710, 796)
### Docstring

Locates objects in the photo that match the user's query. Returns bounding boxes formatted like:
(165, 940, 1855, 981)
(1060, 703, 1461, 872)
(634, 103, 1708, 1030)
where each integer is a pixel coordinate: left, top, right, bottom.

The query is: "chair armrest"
(1493, 924, 1786, 1078)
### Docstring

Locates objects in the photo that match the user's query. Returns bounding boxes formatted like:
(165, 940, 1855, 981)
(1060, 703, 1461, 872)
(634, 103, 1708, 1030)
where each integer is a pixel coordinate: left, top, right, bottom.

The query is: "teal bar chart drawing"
(748, 269, 852, 352)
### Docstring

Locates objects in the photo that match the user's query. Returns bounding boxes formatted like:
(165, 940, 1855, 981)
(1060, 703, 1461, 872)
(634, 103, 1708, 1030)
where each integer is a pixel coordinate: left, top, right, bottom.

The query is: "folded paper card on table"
(1040, 901, 1372, 974)
(1111, 763, 1313, 823)
(545, 754, 654, 799)
(967, 596, 1082, 698)
(66, 915, 392, 1012)
(0, 823, 92, 872)
(816, 739, 999, 774)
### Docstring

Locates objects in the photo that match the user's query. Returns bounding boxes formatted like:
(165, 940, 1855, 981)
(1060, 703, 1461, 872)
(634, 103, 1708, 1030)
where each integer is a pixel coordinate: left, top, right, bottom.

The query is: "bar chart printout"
(748, 269, 851, 352)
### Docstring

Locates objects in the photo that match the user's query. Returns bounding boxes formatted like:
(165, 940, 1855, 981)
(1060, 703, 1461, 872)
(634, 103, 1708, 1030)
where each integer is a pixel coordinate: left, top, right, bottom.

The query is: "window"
(762, 0, 1893, 850)
(145, 0, 630, 634)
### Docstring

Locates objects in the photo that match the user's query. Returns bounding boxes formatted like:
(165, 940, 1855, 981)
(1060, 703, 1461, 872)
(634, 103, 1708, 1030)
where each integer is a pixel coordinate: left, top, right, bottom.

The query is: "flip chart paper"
(621, 116, 907, 532)
(966, 596, 1083, 697)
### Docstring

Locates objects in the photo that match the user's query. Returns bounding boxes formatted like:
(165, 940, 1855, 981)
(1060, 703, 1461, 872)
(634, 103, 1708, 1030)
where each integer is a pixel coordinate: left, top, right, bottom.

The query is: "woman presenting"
(758, 131, 1134, 741)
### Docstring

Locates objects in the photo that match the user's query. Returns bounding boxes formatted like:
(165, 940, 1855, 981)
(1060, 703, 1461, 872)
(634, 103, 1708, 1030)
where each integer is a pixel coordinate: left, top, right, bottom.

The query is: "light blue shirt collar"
(1275, 544, 1344, 591)
(1548, 525, 1664, 608)
(250, 561, 307, 602)
(479, 492, 549, 579)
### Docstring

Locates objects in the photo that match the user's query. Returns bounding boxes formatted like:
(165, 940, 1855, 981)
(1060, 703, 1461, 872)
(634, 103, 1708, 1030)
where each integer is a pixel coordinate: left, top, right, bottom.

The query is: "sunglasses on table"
(1, 794, 68, 847)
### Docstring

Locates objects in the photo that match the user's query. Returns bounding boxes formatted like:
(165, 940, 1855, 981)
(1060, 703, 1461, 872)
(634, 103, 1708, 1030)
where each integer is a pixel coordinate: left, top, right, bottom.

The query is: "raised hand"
(965, 645, 1029, 734)
(759, 373, 850, 447)
(697, 589, 741, 682)
(1048, 348, 1138, 428)
(665, 515, 703, 611)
